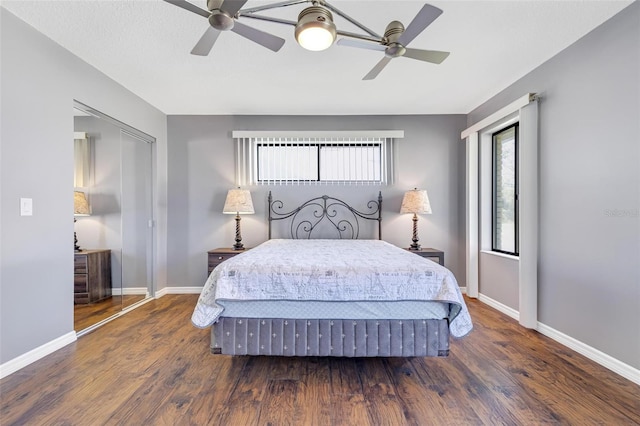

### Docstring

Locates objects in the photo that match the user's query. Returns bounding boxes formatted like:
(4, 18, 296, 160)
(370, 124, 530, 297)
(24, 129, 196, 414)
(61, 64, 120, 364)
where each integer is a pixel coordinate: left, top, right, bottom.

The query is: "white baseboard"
(112, 287, 148, 296)
(536, 322, 640, 386)
(155, 286, 203, 298)
(459, 286, 467, 294)
(476, 293, 640, 386)
(478, 293, 519, 320)
(0, 331, 77, 380)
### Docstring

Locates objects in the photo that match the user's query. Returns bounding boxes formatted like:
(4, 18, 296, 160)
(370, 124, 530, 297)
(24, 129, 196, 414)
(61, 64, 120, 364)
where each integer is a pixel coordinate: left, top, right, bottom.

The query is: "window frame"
(255, 140, 387, 185)
(491, 122, 519, 256)
(232, 131, 403, 187)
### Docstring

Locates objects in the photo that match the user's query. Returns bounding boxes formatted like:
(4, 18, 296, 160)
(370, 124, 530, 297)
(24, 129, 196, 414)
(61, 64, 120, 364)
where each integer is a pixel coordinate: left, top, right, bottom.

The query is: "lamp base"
(74, 221, 82, 252)
(408, 213, 421, 251)
(232, 213, 245, 251)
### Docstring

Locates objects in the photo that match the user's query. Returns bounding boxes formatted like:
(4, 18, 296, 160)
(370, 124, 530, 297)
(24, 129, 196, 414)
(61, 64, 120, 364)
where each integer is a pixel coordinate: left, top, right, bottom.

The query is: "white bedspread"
(192, 239, 473, 337)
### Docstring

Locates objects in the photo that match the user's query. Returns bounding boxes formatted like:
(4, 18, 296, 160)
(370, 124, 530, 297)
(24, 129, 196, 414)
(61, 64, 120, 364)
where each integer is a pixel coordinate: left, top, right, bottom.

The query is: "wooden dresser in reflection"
(74, 249, 112, 304)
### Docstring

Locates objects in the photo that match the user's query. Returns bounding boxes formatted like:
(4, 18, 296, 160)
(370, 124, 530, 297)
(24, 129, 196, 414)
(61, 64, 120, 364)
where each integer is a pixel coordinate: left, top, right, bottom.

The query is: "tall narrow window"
(492, 123, 519, 255)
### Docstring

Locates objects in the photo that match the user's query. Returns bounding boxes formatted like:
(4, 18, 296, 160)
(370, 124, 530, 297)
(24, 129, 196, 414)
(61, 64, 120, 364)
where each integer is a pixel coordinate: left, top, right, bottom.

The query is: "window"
(492, 123, 519, 255)
(257, 142, 382, 183)
(257, 144, 319, 181)
(234, 133, 399, 186)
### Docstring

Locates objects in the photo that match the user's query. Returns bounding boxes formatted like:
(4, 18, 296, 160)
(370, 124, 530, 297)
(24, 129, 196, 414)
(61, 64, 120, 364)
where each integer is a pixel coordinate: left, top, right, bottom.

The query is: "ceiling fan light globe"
(296, 27, 335, 51)
(295, 6, 336, 51)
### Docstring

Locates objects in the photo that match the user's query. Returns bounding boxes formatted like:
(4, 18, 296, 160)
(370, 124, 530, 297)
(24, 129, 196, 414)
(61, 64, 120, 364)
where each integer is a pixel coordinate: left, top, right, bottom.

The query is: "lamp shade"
(400, 189, 432, 215)
(223, 189, 255, 214)
(295, 6, 336, 51)
(74, 191, 90, 216)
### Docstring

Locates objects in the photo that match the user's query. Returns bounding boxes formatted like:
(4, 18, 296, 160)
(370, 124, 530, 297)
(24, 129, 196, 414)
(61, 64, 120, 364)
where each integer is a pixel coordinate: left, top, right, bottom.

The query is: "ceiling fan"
(337, 5, 450, 80)
(163, 0, 286, 55)
(163, 0, 450, 80)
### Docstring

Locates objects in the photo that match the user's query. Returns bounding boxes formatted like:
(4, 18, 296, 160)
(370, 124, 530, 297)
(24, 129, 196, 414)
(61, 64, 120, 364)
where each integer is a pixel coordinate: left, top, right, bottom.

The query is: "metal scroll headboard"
(268, 192, 383, 240)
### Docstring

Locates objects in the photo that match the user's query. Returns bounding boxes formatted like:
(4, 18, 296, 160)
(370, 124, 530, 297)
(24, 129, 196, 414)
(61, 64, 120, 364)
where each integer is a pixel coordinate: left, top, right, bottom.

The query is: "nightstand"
(406, 247, 444, 265)
(74, 249, 112, 304)
(208, 248, 249, 274)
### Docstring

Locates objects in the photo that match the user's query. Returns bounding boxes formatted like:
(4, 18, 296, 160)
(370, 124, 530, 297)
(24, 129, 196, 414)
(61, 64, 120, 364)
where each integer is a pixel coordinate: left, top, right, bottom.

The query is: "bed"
(192, 193, 472, 357)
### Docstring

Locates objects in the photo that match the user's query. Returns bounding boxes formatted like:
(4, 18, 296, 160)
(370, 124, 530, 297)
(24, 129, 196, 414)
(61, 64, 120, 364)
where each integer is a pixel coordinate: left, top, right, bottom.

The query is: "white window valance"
(232, 130, 404, 139)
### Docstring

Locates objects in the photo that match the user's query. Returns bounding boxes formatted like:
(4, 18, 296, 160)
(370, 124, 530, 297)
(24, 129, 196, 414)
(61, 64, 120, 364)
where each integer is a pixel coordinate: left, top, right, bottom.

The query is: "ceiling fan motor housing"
(209, 11, 234, 31)
(384, 21, 406, 58)
(297, 5, 334, 24)
(207, 0, 225, 12)
(384, 20, 405, 43)
(295, 6, 336, 34)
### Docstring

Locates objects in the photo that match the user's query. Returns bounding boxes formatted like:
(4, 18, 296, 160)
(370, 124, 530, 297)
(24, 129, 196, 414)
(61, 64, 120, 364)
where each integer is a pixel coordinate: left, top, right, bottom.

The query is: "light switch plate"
(20, 198, 33, 216)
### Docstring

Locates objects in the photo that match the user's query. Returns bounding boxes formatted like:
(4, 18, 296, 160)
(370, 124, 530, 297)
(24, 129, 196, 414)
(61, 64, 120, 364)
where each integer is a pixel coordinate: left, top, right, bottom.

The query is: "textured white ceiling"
(1, 0, 632, 115)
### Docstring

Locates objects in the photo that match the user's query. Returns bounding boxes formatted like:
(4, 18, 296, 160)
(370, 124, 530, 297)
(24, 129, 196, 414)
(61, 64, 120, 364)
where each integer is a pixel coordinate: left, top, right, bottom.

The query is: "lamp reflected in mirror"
(74, 191, 90, 252)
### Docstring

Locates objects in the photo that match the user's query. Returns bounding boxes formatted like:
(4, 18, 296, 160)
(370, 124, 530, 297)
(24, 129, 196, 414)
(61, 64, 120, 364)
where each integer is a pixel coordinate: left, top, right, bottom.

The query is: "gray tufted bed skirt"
(211, 317, 450, 357)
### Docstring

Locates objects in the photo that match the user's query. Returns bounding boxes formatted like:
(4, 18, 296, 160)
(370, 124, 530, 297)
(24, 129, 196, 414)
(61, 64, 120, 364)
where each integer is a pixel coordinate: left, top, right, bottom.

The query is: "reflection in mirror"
(120, 130, 153, 310)
(73, 101, 154, 334)
(74, 132, 90, 187)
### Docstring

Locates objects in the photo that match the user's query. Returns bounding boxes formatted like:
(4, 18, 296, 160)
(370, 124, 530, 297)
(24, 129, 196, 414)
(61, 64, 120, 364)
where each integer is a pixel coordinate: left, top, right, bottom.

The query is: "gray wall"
(467, 2, 640, 368)
(167, 115, 467, 289)
(479, 253, 519, 309)
(0, 9, 167, 364)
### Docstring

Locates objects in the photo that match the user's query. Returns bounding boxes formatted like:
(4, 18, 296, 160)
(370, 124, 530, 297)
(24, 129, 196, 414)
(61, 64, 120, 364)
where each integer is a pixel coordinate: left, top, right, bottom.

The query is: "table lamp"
(223, 188, 254, 250)
(400, 188, 432, 250)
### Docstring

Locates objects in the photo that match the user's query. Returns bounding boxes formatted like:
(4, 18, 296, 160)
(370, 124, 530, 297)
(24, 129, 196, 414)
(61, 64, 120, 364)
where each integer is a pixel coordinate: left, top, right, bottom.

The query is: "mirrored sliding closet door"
(73, 101, 155, 334)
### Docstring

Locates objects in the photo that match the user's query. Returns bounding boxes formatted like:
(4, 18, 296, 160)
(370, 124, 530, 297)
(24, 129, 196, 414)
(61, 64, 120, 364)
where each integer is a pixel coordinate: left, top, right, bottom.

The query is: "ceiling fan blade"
(162, 0, 210, 19)
(191, 26, 222, 56)
(403, 48, 449, 64)
(397, 4, 443, 47)
(231, 20, 285, 52)
(363, 57, 392, 80)
(337, 38, 386, 52)
(222, 0, 249, 17)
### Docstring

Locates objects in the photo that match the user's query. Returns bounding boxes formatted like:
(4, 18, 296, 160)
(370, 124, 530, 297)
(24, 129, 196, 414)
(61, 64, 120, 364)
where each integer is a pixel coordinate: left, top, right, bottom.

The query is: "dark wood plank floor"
(1, 295, 638, 425)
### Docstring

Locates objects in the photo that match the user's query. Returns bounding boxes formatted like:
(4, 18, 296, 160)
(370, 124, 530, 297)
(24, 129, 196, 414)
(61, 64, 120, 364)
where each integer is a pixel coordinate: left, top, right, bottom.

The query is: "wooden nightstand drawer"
(210, 252, 236, 264)
(406, 248, 444, 265)
(74, 256, 88, 274)
(75, 292, 90, 304)
(208, 248, 249, 274)
(74, 274, 88, 292)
